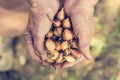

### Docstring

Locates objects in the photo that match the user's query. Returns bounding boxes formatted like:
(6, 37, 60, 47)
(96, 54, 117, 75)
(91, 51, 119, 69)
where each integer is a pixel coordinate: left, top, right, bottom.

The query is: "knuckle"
(24, 32, 29, 40)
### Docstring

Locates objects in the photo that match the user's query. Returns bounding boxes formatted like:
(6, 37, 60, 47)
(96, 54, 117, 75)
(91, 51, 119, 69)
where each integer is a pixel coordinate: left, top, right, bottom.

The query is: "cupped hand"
(62, 0, 98, 68)
(24, 0, 59, 65)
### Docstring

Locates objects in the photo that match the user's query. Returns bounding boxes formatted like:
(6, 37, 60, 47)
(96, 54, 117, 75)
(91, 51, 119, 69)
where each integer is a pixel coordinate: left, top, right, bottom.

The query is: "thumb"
(70, 12, 93, 60)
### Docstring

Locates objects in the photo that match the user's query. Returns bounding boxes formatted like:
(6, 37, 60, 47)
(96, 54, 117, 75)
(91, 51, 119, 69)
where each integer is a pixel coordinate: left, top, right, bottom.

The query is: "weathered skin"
(24, 0, 98, 67)
(62, 0, 98, 68)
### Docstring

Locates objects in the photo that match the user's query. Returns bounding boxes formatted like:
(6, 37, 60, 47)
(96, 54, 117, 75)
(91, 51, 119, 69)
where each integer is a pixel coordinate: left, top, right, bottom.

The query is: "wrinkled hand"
(62, 0, 98, 68)
(24, 0, 59, 65)
(24, 0, 98, 67)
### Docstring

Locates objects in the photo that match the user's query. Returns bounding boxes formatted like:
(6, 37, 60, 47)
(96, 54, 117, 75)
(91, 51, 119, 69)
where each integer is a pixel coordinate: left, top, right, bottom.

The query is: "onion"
(55, 41, 61, 51)
(62, 18, 71, 28)
(57, 8, 64, 21)
(56, 54, 63, 64)
(53, 20, 61, 27)
(45, 39, 55, 51)
(63, 29, 73, 40)
(61, 41, 69, 51)
(46, 31, 53, 38)
(50, 50, 59, 60)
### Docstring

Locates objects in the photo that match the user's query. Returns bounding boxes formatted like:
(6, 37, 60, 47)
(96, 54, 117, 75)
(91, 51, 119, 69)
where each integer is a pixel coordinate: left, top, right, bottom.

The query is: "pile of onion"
(38, 8, 82, 69)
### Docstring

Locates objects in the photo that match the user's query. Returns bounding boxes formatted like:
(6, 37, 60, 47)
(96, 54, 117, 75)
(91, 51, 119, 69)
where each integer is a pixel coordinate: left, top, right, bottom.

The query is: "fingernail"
(80, 45, 93, 60)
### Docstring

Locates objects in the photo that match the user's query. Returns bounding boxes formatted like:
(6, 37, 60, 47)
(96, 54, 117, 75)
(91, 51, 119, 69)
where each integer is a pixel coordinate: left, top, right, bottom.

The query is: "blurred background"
(0, 0, 120, 80)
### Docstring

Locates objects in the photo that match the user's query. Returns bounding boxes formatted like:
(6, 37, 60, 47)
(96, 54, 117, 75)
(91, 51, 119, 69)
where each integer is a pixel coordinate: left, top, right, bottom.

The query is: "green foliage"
(21, 77, 27, 80)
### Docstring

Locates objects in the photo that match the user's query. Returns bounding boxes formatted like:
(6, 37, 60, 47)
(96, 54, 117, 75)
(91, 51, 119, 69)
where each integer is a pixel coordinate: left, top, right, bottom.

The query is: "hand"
(24, 0, 59, 65)
(62, 0, 98, 68)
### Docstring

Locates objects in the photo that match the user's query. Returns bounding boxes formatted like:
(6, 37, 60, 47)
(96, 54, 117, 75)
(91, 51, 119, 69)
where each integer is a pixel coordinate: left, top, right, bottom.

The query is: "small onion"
(46, 58, 54, 63)
(50, 50, 59, 60)
(62, 18, 71, 28)
(53, 20, 61, 27)
(63, 29, 73, 40)
(61, 41, 69, 51)
(53, 28, 62, 37)
(46, 31, 53, 38)
(57, 8, 64, 21)
(45, 39, 55, 51)
(63, 49, 71, 56)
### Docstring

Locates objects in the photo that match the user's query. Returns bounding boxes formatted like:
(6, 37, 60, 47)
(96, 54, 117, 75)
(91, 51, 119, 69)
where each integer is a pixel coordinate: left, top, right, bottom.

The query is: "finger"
(62, 55, 84, 68)
(70, 10, 94, 60)
(24, 30, 40, 61)
(32, 14, 54, 61)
